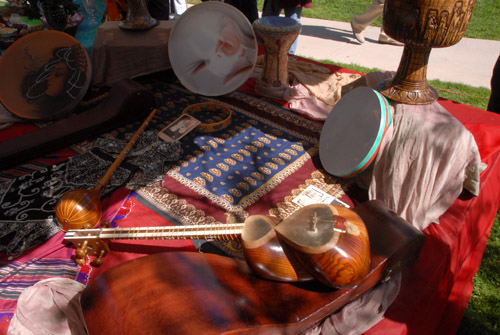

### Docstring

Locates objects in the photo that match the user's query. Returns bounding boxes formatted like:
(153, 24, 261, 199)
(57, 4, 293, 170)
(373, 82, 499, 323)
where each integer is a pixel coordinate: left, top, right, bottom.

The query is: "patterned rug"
(0, 75, 351, 256)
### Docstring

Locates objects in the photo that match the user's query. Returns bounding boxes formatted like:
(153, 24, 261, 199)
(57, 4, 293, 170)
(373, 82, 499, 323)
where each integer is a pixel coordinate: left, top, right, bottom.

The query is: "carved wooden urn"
(378, 0, 476, 104)
(119, 0, 158, 31)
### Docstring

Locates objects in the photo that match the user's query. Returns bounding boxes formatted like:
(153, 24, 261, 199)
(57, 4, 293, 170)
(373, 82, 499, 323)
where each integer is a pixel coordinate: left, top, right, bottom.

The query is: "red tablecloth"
(1, 64, 499, 335)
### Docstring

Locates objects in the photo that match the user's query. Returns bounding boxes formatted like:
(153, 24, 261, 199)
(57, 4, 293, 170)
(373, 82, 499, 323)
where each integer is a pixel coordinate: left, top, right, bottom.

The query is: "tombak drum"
(252, 16, 301, 87)
(378, 0, 476, 104)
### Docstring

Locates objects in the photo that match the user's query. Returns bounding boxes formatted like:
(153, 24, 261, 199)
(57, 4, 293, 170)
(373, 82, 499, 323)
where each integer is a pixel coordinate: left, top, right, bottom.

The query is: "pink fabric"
(7, 278, 87, 335)
(251, 56, 361, 120)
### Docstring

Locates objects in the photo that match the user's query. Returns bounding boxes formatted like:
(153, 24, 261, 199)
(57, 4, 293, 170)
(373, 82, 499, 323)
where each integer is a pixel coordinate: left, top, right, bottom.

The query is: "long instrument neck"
(64, 223, 245, 243)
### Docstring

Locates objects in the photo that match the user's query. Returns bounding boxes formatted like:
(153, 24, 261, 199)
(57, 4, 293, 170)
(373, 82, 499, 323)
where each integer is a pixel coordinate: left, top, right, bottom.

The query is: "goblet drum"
(378, 0, 476, 105)
(119, 0, 158, 31)
(253, 16, 301, 87)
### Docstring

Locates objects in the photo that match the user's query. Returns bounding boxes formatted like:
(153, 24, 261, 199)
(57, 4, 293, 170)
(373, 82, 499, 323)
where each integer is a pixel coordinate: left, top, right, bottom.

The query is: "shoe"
(350, 20, 365, 44)
(378, 35, 403, 46)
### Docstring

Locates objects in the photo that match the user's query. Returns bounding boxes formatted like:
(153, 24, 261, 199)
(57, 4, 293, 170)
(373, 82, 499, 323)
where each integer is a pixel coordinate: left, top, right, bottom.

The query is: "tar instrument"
(65, 203, 371, 288)
(55, 108, 158, 232)
(80, 200, 425, 335)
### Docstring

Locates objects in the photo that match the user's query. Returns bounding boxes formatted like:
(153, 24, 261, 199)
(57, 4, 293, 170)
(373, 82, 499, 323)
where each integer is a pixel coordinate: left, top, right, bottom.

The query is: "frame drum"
(0, 30, 91, 120)
(168, 2, 258, 96)
(319, 87, 391, 178)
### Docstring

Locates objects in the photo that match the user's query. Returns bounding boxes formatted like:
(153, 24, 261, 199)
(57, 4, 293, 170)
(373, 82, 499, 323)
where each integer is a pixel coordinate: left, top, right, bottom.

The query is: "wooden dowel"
(94, 108, 158, 194)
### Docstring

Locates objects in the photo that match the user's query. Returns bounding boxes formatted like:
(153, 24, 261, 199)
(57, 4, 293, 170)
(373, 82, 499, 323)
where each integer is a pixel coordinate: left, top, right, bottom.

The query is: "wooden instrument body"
(378, 0, 475, 104)
(241, 214, 314, 283)
(0, 79, 156, 169)
(275, 204, 370, 288)
(81, 200, 425, 335)
(253, 17, 301, 87)
(66, 204, 370, 287)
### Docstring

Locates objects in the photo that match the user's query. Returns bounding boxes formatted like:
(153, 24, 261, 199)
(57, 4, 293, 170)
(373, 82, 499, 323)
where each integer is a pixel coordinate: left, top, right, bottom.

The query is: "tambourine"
(0, 30, 91, 120)
(319, 87, 392, 178)
(181, 102, 232, 133)
(168, 1, 258, 96)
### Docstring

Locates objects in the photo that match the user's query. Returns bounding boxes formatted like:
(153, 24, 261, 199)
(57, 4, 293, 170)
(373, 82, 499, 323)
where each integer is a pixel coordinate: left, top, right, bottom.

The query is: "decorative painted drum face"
(319, 87, 391, 178)
(168, 1, 258, 96)
(0, 30, 91, 120)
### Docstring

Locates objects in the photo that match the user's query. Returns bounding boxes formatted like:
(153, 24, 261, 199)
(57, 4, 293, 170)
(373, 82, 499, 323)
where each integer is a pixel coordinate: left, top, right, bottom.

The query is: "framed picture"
(292, 185, 350, 208)
(157, 114, 201, 142)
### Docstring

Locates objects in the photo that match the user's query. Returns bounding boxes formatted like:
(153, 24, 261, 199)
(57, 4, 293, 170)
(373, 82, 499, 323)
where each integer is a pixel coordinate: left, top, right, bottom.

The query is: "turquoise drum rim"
(319, 87, 391, 178)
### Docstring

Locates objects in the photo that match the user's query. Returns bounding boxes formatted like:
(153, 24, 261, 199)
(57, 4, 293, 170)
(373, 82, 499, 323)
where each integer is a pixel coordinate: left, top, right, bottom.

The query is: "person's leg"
(262, 0, 281, 17)
(171, 0, 186, 15)
(225, 0, 258, 23)
(488, 54, 500, 114)
(283, 6, 302, 55)
(350, 0, 384, 43)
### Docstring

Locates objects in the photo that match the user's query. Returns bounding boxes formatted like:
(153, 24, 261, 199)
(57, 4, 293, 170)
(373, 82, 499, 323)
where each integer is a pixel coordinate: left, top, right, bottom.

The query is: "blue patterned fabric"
(74, 0, 107, 55)
(140, 78, 321, 211)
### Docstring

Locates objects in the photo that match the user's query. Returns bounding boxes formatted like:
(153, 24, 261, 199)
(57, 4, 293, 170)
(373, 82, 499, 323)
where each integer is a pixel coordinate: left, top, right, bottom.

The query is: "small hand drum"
(0, 30, 91, 120)
(253, 16, 302, 87)
(168, 2, 258, 96)
(319, 87, 391, 178)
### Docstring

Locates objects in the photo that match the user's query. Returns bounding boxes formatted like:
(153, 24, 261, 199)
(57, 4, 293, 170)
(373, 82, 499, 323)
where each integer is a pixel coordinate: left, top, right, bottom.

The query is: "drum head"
(319, 87, 391, 177)
(168, 2, 258, 96)
(0, 30, 91, 120)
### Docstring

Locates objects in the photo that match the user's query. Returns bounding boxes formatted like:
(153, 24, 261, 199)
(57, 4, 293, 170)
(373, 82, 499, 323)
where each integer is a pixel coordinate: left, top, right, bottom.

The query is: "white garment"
(8, 278, 87, 335)
(171, 0, 186, 14)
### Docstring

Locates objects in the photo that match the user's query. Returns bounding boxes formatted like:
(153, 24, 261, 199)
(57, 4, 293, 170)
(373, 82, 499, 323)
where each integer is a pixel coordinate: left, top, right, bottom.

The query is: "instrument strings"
(70, 223, 246, 241)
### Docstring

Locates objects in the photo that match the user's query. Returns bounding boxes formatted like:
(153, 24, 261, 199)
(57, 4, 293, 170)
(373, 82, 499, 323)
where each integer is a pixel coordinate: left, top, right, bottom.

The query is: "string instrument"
(80, 200, 426, 335)
(65, 203, 371, 289)
(55, 108, 158, 232)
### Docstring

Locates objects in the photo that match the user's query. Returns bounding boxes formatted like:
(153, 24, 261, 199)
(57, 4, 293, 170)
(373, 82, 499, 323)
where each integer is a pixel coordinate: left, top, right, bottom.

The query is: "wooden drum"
(378, 0, 476, 105)
(0, 30, 91, 120)
(253, 16, 301, 87)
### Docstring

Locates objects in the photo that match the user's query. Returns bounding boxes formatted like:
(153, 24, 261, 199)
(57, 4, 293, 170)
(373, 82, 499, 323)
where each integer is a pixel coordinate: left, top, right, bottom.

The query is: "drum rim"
(341, 91, 391, 177)
(168, 1, 258, 97)
(319, 87, 391, 178)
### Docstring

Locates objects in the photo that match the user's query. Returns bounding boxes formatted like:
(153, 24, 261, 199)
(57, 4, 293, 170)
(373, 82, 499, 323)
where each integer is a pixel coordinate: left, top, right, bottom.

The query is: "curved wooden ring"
(182, 102, 232, 133)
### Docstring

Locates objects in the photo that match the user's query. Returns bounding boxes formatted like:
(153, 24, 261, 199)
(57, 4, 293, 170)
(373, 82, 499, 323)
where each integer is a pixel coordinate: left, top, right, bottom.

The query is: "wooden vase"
(378, 0, 476, 105)
(253, 17, 301, 87)
(119, 0, 158, 31)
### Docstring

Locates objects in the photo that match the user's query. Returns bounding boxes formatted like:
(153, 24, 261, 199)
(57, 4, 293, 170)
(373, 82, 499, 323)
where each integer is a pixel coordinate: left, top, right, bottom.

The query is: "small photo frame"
(292, 185, 350, 208)
(158, 114, 201, 142)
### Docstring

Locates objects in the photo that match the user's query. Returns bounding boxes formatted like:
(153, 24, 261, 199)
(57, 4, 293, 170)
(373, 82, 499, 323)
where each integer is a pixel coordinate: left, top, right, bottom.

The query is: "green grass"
(257, 0, 500, 41)
(191, 0, 500, 41)
(458, 211, 500, 335)
(188, 1, 498, 333)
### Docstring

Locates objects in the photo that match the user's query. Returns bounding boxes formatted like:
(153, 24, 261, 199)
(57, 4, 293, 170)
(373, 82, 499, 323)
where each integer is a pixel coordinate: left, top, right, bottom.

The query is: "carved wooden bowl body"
(55, 189, 102, 231)
(274, 204, 371, 288)
(378, 0, 476, 105)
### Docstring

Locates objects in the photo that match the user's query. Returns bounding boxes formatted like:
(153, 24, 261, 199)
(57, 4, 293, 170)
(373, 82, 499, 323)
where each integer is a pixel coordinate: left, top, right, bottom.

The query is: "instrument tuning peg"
(92, 249, 106, 267)
(75, 240, 89, 258)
